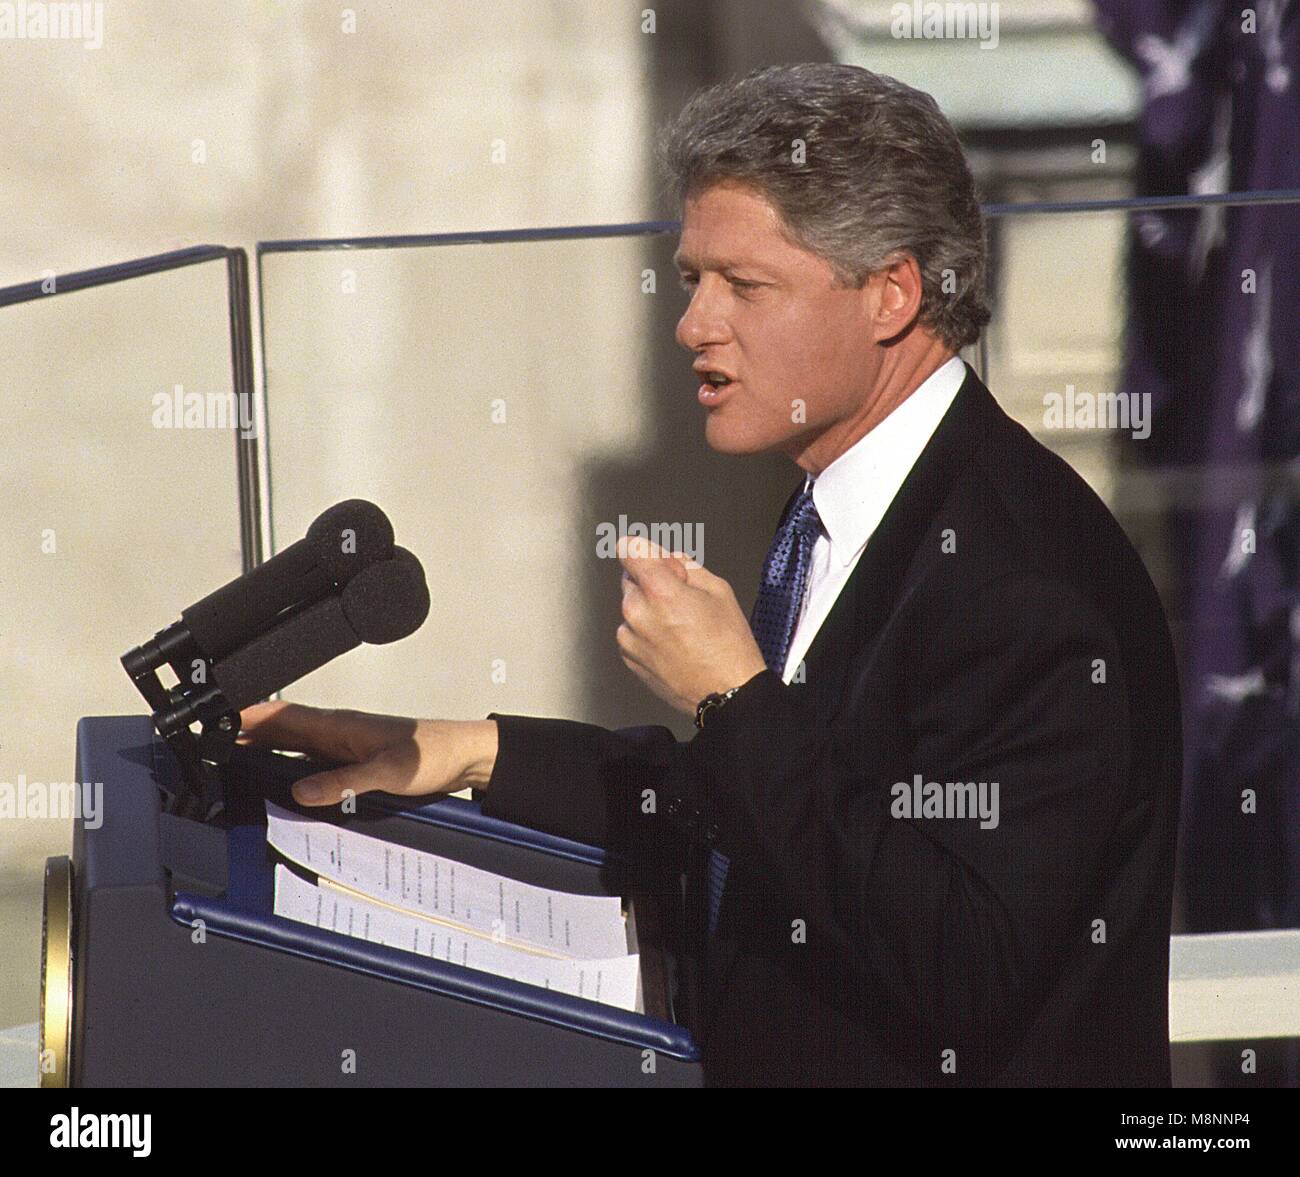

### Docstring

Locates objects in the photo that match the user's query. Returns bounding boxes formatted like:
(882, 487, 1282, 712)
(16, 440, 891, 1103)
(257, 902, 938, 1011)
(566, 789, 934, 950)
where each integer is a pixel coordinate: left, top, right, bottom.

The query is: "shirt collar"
(804, 356, 968, 568)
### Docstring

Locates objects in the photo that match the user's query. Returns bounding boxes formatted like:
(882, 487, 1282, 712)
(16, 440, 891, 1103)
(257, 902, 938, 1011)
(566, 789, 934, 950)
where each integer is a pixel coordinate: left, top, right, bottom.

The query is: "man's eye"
(676, 275, 759, 294)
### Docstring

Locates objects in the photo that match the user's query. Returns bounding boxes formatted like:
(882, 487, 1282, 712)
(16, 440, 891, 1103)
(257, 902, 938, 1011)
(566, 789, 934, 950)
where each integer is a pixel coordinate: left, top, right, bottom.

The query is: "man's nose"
(675, 281, 730, 352)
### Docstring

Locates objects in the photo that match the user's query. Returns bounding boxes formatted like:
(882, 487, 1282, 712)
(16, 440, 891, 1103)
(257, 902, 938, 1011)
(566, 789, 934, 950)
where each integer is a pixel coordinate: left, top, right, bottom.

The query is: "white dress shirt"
(780, 355, 967, 684)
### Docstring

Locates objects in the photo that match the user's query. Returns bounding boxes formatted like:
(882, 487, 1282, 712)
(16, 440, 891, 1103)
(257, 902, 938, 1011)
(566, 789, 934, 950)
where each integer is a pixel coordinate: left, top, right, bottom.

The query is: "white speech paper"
(272, 864, 641, 1011)
(264, 801, 630, 960)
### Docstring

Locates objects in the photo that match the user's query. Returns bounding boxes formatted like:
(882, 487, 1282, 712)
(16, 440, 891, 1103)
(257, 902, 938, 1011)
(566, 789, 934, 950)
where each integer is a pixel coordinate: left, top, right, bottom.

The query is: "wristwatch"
(695, 685, 742, 729)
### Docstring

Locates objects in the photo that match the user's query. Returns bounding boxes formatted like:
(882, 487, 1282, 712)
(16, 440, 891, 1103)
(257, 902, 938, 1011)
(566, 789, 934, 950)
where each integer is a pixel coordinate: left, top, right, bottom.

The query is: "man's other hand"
(236, 700, 499, 808)
(616, 535, 767, 715)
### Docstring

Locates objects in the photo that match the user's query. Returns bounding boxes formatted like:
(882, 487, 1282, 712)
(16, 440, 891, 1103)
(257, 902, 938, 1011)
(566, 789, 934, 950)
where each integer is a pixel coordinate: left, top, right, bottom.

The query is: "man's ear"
(869, 253, 924, 344)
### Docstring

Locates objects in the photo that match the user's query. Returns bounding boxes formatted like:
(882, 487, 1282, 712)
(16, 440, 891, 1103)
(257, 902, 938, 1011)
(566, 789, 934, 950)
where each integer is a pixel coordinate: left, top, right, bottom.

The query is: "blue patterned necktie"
(706, 480, 823, 936)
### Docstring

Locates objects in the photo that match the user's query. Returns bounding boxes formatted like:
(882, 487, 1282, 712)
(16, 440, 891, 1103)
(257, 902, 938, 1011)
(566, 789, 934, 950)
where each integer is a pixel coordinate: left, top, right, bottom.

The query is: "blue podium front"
(62, 715, 703, 1086)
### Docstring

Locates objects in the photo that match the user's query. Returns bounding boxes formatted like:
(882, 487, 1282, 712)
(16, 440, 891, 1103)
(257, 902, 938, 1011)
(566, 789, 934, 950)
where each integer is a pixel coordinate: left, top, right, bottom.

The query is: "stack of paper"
(265, 802, 640, 1011)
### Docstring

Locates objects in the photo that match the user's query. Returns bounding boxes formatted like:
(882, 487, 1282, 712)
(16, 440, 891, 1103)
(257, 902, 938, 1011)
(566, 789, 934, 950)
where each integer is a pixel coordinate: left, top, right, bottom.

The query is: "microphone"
(208, 547, 430, 709)
(122, 501, 429, 819)
(183, 498, 394, 660)
(122, 499, 394, 683)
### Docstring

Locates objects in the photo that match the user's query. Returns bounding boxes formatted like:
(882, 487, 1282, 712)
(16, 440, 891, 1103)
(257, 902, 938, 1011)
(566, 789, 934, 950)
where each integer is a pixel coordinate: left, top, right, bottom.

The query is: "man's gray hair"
(657, 63, 991, 351)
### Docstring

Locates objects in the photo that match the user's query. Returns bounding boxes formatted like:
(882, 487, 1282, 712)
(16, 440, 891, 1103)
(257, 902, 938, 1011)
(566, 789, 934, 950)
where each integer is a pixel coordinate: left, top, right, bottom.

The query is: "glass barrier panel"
(0, 259, 243, 1028)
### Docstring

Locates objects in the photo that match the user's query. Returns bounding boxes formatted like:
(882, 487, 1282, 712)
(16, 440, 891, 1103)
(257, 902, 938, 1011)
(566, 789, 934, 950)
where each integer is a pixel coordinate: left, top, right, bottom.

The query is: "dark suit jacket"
(482, 363, 1183, 1087)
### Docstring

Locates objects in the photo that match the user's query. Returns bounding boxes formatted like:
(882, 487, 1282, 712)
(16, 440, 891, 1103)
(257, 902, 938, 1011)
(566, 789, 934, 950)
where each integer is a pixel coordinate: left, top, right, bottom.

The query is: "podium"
(43, 715, 703, 1086)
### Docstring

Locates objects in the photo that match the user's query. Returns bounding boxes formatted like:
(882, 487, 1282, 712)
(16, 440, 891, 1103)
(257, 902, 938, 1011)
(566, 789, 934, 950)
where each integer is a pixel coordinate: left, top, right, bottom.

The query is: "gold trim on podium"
(39, 855, 73, 1088)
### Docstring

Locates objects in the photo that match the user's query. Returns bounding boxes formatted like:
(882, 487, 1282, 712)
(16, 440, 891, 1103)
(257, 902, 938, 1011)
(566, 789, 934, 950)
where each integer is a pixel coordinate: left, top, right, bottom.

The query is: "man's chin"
(703, 417, 789, 457)
(704, 431, 763, 456)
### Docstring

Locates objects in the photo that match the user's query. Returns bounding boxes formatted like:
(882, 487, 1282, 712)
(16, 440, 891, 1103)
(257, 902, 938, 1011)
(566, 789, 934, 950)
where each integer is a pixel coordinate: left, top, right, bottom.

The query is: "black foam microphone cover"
(341, 546, 431, 644)
(211, 596, 362, 710)
(307, 498, 396, 580)
(182, 499, 394, 659)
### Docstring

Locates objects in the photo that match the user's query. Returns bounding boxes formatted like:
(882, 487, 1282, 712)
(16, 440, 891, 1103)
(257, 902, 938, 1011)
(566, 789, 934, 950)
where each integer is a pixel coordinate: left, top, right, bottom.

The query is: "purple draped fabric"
(1090, 2, 1298, 953)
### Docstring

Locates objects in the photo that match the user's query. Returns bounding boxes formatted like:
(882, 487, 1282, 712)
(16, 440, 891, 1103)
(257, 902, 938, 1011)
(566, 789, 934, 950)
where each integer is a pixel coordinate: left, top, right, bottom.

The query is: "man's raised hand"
(615, 535, 767, 715)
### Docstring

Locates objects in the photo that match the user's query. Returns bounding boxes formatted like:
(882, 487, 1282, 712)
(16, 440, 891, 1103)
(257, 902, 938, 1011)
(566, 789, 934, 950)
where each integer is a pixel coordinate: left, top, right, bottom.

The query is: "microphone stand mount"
(121, 626, 235, 821)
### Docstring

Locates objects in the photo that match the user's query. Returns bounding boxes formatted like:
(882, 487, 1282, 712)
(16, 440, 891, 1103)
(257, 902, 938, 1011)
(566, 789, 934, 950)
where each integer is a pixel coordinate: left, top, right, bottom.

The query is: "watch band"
(695, 684, 742, 729)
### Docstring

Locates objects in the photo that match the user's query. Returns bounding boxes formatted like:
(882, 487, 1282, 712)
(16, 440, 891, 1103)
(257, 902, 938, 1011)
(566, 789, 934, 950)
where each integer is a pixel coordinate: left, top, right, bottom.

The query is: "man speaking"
(241, 64, 1183, 1087)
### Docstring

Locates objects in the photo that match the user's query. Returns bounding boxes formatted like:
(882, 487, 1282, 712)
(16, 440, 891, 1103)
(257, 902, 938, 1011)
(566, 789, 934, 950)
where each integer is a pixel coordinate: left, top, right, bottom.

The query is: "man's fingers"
(617, 535, 668, 561)
(674, 557, 729, 596)
(616, 621, 649, 670)
(236, 700, 288, 731)
(290, 741, 421, 806)
(237, 701, 323, 750)
(290, 763, 383, 807)
(617, 536, 690, 589)
(238, 701, 366, 763)
(620, 644, 658, 690)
